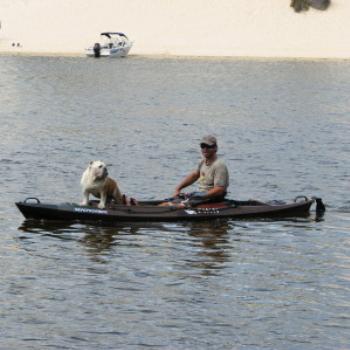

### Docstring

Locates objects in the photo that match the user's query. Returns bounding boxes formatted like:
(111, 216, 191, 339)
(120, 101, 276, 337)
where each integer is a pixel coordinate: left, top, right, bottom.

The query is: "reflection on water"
(18, 219, 233, 275)
(2, 56, 350, 349)
(184, 220, 232, 276)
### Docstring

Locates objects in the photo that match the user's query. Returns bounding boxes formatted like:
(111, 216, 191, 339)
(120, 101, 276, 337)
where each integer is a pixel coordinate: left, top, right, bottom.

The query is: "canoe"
(15, 196, 325, 223)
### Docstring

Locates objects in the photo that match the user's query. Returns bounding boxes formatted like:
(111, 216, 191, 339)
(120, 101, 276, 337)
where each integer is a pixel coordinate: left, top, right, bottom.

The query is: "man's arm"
(173, 170, 200, 197)
(202, 186, 226, 199)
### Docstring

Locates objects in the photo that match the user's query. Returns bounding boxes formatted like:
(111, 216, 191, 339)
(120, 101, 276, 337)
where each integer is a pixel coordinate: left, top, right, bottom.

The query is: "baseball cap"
(200, 135, 217, 146)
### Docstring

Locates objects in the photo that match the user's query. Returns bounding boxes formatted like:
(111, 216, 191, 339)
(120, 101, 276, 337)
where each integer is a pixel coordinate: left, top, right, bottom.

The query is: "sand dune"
(0, 0, 349, 58)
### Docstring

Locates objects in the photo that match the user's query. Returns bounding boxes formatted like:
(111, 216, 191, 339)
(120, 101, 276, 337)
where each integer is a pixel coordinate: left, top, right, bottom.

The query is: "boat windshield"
(100, 34, 126, 47)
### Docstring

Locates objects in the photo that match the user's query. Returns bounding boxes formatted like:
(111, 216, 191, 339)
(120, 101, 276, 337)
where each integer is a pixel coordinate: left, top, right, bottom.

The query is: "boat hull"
(15, 198, 317, 223)
(86, 45, 132, 57)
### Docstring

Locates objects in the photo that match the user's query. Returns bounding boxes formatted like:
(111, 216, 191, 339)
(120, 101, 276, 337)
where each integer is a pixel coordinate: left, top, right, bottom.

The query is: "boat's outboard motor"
(93, 43, 101, 58)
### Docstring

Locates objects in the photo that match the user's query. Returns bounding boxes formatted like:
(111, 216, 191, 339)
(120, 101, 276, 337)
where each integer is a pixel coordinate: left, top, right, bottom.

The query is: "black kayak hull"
(15, 197, 322, 223)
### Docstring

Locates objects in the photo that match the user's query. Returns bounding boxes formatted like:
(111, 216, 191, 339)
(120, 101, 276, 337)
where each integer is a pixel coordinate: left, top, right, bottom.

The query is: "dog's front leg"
(98, 192, 107, 209)
(81, 191, 90, 206)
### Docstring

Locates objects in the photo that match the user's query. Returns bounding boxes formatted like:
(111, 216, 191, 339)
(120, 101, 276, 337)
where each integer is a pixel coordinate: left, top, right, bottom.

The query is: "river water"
(0, 55, 349, 349)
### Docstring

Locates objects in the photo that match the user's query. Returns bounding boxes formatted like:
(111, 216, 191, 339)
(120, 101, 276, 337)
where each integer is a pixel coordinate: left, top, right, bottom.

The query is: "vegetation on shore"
(290, 0, 330, 12)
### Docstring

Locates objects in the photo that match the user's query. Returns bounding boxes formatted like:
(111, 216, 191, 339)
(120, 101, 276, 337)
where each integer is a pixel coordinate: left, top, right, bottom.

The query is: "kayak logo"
(74, 207, 108, 215)
(185, 210, 197, 215)
(185, 208, 220, 215)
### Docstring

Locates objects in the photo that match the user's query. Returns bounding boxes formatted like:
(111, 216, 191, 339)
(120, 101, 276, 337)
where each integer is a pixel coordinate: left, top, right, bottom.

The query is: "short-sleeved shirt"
(197, 158, 229, 192)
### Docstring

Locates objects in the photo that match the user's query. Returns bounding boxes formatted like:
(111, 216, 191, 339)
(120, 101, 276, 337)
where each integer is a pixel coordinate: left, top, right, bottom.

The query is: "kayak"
(15, 196, 325, 223)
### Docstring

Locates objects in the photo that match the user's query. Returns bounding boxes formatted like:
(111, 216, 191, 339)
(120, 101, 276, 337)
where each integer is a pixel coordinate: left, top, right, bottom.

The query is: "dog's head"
(87, 160, 108, 181)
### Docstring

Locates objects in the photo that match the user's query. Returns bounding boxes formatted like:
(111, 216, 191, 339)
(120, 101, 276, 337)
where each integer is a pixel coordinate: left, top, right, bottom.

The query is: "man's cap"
(200, 135, 217, 146)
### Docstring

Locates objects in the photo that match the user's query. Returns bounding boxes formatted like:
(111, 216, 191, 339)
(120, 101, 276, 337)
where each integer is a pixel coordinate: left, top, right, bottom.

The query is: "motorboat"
(16, 196, 325, 223)
(86, 32, 133, 58)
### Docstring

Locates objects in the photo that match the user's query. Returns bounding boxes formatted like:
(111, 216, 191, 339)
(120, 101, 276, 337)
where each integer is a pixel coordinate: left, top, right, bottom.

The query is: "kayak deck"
(15, 196, 325, 223)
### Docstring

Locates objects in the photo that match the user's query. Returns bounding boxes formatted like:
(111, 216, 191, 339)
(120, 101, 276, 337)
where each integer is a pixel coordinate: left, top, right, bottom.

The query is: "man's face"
(200, 143, 217, 158)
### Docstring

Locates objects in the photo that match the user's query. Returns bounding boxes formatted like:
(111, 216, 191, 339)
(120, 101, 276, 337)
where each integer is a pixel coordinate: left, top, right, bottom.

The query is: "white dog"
(80, 160, 123, 209)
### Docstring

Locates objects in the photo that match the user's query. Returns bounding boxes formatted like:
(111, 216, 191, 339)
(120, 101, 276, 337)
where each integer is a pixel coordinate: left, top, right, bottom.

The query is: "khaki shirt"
(197, 159, 229, 192)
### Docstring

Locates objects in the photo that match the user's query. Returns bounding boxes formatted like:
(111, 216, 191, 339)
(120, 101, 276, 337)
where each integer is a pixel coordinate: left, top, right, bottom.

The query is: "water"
(0, 55, 349, 349)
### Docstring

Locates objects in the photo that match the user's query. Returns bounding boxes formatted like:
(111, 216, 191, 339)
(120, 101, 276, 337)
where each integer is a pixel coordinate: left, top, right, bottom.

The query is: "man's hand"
(172, 189, 182, 198)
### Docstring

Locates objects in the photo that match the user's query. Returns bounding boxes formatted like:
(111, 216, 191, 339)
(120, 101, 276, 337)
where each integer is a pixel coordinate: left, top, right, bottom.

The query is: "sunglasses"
(200, 143, 216, 149)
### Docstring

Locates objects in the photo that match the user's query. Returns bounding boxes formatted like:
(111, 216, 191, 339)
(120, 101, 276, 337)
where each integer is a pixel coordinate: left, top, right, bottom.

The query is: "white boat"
(86, 32, 133, 58)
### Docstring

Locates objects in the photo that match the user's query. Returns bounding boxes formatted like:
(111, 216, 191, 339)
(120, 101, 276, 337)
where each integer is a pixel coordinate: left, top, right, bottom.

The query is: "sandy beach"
(0, 0, 349, 58)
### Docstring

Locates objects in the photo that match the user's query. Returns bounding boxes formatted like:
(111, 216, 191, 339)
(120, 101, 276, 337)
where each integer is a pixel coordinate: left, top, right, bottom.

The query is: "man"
(172, 135, 229, 206)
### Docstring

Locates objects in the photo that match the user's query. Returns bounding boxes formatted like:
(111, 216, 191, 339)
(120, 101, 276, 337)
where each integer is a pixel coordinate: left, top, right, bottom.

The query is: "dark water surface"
(0, 55, 349, 349)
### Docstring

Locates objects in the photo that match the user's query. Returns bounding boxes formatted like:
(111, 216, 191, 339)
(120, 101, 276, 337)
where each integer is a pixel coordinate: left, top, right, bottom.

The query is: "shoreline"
(1, 51, 350, 62)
